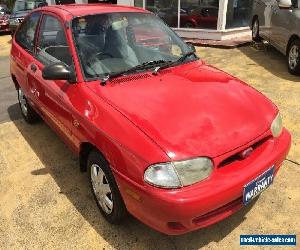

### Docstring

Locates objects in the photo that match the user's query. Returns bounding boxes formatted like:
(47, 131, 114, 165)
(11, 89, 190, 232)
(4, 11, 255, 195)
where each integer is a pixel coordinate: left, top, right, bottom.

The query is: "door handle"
(31, 64, 37, 73)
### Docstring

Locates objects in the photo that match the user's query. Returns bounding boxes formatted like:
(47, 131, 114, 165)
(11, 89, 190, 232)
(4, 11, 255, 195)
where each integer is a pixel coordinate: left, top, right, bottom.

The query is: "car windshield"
(13, 1, 42, 12)
(72, 12, 196, 80)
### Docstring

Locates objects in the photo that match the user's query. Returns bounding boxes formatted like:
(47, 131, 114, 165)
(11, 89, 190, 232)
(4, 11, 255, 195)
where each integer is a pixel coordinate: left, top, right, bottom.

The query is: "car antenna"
(152, 66, 161, 76)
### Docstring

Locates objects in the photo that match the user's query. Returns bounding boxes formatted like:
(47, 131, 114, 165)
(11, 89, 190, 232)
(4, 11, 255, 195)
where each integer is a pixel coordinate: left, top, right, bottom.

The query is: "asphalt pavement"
(0, 56, 22, 124)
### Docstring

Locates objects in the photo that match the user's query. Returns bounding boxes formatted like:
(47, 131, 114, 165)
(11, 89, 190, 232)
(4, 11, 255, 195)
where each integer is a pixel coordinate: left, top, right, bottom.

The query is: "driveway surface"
(0, 35, 299, 249)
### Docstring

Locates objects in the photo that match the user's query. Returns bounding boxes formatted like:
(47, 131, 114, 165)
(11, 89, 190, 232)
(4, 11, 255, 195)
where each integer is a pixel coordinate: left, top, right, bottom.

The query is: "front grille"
(218, 136, 271, 168)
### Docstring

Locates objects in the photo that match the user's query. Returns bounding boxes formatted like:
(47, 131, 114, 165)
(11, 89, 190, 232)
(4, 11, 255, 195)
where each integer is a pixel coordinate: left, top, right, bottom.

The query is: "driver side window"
(36, 15, 73, 67)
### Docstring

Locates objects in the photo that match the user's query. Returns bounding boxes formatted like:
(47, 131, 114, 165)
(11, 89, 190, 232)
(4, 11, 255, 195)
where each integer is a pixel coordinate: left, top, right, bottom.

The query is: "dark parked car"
(9, 0, 47, 34)
(0, 4, 10, 33)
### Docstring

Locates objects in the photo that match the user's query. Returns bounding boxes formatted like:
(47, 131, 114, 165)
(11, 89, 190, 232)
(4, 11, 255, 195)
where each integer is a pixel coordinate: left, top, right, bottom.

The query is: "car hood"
(87, 61, 277, 160)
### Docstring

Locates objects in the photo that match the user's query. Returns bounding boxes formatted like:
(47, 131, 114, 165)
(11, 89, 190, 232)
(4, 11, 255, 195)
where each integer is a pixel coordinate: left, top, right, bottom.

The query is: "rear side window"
(15, 12, 41, 53)
(36, 14, 73, 67)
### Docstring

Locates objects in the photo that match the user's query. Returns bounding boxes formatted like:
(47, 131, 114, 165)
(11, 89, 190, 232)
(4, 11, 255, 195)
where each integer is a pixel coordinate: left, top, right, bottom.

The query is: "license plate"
(243, 166, 274, 205)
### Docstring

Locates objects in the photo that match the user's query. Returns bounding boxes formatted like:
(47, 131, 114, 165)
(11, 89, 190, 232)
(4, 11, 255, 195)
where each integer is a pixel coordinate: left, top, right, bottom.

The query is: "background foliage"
(0, 0, 16, 10)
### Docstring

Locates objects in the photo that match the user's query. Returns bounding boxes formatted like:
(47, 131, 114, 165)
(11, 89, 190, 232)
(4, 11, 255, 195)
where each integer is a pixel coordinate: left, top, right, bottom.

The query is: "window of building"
(134, 0, 143, 7)
(87, 0, 117, 3)
(55, 0, 75, 4)
(145, 0, 179, 28)
(180, 0, 219, 29)
(225, 0, 252, 29)
(141, 0, 219, 29)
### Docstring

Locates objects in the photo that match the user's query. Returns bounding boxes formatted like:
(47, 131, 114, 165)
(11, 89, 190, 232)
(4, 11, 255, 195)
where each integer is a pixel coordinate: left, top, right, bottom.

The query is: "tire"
(87, 150, 127, 224)
(184, 22, 195, 28)
(17, 87, 40, 124)
(252, 18, 261, 42)
(287, 39, 300, 75)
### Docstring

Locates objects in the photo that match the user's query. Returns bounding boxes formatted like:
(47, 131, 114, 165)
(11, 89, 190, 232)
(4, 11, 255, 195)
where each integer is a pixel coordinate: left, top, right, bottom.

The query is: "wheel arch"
(79, 142, 101, 172)
(286, 34, 300, 56)
(11, 74, 19, 90)
(251, 15, 258, 28)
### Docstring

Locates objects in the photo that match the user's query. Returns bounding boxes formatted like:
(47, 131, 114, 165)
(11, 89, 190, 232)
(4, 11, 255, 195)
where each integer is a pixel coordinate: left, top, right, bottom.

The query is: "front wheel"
(252, 18, 261, 42)
(17, 87, 40, 123)
(287, 39, 300, 75)
(87, 150, 127, 224)
(184, 22, 195, 28)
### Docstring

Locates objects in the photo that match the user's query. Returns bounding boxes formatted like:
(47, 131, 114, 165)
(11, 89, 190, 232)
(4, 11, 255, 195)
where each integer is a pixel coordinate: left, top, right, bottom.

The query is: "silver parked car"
(251, 0, 300, 75)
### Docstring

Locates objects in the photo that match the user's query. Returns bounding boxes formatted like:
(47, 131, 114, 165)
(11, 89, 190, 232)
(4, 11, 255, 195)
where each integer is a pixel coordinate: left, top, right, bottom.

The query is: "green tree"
(0, 0, 16, 10)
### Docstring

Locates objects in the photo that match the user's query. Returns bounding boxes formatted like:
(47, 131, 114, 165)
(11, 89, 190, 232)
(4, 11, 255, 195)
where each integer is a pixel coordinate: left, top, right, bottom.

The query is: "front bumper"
(0, 23, 9, 32)
(115, 128, 291, 235)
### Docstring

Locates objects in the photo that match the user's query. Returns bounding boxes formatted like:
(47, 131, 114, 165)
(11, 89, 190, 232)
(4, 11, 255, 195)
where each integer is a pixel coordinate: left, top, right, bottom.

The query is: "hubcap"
(252, 20, 258, 38)
(18, 88, 28, 117)
(289, 45, 299, 70)
(91, 164, 113, 214)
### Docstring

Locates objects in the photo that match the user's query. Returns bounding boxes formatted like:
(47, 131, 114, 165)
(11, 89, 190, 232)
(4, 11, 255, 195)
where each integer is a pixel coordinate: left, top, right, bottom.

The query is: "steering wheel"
(86, 52, 114, 68)
(91, 52, 114, 61)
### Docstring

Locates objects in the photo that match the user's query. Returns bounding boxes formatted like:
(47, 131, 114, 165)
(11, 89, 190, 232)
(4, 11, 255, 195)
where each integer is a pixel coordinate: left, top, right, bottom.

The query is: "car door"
(270, 0, 293, 53)
(12, 12, 41, 101)
(27, 13, 77, 150)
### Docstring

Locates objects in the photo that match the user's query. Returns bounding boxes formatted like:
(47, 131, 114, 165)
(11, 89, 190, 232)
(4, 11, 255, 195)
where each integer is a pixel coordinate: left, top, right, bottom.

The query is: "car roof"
(37, 4, 148, 19)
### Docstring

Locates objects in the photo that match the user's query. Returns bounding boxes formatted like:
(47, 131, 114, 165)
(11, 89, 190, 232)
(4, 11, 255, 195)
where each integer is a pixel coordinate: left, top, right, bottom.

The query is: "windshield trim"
(70, 12, 198, 83)
(82, 58, 199, 83)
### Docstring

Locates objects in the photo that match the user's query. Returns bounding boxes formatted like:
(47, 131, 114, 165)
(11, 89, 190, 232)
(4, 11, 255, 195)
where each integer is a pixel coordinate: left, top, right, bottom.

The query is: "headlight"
(144, 157, 213, 189)
(271, 113, 283, 137)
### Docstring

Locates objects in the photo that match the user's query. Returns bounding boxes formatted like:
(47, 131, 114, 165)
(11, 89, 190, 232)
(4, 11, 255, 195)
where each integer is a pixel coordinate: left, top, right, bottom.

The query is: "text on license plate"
(243, 166, 274, 205)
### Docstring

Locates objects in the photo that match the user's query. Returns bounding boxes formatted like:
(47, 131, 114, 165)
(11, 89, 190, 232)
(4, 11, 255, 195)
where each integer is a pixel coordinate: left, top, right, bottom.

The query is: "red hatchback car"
(10, 4, 291, 235)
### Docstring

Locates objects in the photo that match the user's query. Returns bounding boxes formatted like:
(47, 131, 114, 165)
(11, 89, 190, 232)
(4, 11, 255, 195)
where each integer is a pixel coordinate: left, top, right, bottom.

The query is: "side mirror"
(278, 0, 292, 9)
(42, 63, 76, 83)
(186, 42, 196, 53)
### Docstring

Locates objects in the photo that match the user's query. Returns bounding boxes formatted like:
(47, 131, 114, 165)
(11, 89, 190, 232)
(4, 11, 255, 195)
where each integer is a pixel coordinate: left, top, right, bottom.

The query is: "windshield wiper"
(177, 51, 196, 63)
(99, 55, 196, 86)
(155, 51, 197, 74)
(100, 60, 172, 86)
